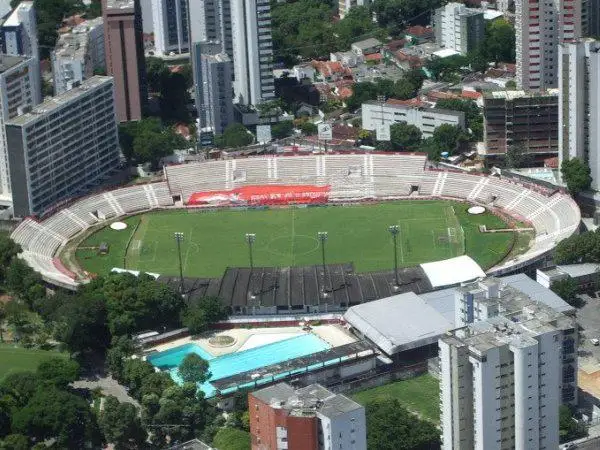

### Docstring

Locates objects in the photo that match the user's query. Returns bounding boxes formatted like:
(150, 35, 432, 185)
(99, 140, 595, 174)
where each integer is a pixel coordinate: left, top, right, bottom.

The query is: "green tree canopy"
(36, 358, 79, 388)
(561, 157, 592, 195)
(216, 124, 254, 149)
(0, 434, 29, 450)
(554, 229, 600, 265)
(431, 124, 468, 155)
(271, 121, 294, 140)
(213, 427, 251, 450)
(482, 19, 516, 63)
(178, 353, 211, 384)
(504, 144, 533, 169)
(388, 122, 422, 150)
(121, 359, 155, 399)
(551, 278, 580, 307)
(99, 396, 147, 450)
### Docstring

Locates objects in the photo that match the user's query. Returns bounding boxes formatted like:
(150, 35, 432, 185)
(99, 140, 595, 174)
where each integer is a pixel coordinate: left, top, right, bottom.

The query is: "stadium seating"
(12, 155, 580, 287)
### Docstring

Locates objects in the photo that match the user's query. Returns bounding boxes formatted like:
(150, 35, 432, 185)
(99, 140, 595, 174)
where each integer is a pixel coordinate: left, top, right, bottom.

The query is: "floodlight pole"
(174, 232, 184, 294)
(318, 232, 328, 295)
(388, 225, 400, 288)
(245, 233, 256, 269)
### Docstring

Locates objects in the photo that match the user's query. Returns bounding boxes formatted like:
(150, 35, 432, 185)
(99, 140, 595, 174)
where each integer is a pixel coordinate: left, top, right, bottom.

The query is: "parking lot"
(576, 292, 600, 365)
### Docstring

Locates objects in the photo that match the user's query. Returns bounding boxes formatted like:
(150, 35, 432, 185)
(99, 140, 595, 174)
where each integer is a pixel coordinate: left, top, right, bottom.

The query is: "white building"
(0, 1, 38, 60)
(151, 0, 189, 55)
(5, 76, 121, 217)
(362, 101, 465, 138)
(338, 0, 371, 19)
(51, 18, 105, 95)
(558, 39, 600, 189)
(0, 55, 41, 203)
(230, 0, 274, 105)
(434, 3, 485, 55)
(515, 0, 582, 90)
(440, 278, 578, 450)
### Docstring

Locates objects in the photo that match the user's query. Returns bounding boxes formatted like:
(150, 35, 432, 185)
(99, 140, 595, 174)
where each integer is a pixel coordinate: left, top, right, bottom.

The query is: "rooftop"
(0, 54, 29, 73)
(105, 0, 134, 10)
(351, 37, 382, 50)
(6, 76, 113, 126)
(485, 89, 559, 100)
(4, 1, 33, 27)
(364, 100, 465, 118)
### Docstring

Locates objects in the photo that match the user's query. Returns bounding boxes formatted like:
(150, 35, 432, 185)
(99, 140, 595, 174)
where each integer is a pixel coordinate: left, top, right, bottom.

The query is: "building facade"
(440, 278, 578, 450)
(249, 383, 367, 450)
(583, 0, 600, 38)
(5, 76, 121, 217)
(103, 0, 147, 122)
(0, 55, 41, 203)
(434, 2, 485, 55)
(362, 101, 465, 138)
(558, 39, 600, 189)
(151, 0, 189, 55)
(483, 90, 559, 155)
(0, 2, 38, 60)
(231, 0, 275, 105)
(515, 0, 581, 90)
(52, 18, 105, 95)
(338, 0, 371, 19)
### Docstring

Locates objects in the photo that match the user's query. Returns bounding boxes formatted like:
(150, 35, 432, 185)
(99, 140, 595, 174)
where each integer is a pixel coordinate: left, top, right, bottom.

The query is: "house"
(351, 37, 382, 56)
(311, 60, 352, 82)
(404, 25, 435, 44)
(330, 51, 363, 68)
(293, 63, 316, 82)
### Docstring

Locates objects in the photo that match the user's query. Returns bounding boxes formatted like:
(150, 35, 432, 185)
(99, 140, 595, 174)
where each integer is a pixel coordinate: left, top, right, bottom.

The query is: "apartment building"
(0, 1, 38, 60)
(483, 90, 559, 155)
(338, 0, 371, 19)
(558, 39, 600, 189)
(515, 0, 581, 90)
(52, 18, 105, 95)
(249, 382, 366, 450)
(103, 0, 147, 122)
(231, 0, 275, 105)
(434, 2, 485, 55)
(362, 100, 465, 138)
(5, 76, 121, 217)
(440, 278, 578, 450)
(151, 0, 189, 55)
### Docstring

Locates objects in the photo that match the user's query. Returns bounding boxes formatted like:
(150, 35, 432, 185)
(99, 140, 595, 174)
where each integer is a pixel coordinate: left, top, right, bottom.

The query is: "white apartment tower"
(434, 2, 485, 55)
(230, 0, 275, 105)
(151, 0, 189, 55)
(0, 2, 39, 61)
(188, 0, 233, 61)
(515, 0, 582, 90)
(558, 39, 600, 189)
(441, 278, 578, 450)
(0, 55, 41, 203)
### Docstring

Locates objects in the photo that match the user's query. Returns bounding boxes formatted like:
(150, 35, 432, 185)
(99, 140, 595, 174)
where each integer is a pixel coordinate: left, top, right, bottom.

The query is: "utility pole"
(245, 233, 256, 269)
(388, 225, 400, 288)
(174, 232, 184, 294)
(317, 231, 329, 294)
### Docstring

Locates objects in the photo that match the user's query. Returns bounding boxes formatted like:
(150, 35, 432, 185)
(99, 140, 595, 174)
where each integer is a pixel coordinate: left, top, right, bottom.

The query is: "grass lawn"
(74, 200, 522, 278)
(0, 343, 69, 380)
(351, 374, 440, 423)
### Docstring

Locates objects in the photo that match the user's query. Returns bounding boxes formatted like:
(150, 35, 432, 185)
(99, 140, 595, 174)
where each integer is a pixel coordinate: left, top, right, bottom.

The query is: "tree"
(504, 144, 533, 169)
(213, 427, 251, 450)
(36, 358, 79, 388)
(121, 359, 155, 400)
(346, 82, 379, 111)
(559, 405, 587, 443)
(388, 122, 422, 150)
(5, 259, 44, 308)
(426, 54, 469, 81)
(0, 434, 29, 450)
(364, 398, 440, 450)
(299, 121, 318, 135)
(554, 229, 600, 264)
(481, 19, 516, 63)
(271, 121, 294, 140)
(432, 124, 467, 155)
(551, 278, 580, 307)
(0, 236, 21, 284)
(505, 80, 517, 90)
(561, 157, 592, 195)
(178, 353, 211, 384)
(334, 6, 379, 49)
(181, 297, 228, 335)
(216, 124, 254, 149)
(0, 372, 40, 409)
(99, 396, 147, 450)
(107, 336, 137, 380)
(146, 57, 170, 94)
(139, 372, 175, 398)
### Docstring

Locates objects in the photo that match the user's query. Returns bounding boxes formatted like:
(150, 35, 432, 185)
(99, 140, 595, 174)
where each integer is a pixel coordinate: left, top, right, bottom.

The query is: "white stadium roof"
(420, 255, 486, 288)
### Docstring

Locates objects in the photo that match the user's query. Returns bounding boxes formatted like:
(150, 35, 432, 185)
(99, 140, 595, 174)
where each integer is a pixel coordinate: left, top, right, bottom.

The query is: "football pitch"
(75, 201, 526, 278)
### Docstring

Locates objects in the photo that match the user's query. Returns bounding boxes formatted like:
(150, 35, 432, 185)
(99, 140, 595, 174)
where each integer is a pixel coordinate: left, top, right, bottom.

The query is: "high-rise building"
(151, 0, 189, 55)
(188, 0, 232, 60)
(434, 3, 485, 55)
(515, 0, 581, 90)
(192, 41, 234, 140)
(0, 2, 38, 60)
(338, 0, 371, 19)
(52, 18, 105, 95)
(558, 39, 600, 189)
(249, 382, 367, 450)
(583, 0, 600, 38)
(440, 278, 578, 450)
(5, 76, 121, 217)
(0, 55, 41, 203)
(103, 0, 148, 122)
(230, 0, 275, 105)
(483, 90, 559, 155)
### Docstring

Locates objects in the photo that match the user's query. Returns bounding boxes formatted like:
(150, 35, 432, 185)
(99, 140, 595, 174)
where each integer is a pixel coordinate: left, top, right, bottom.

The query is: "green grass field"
(74, 201, 527, 278)
(0, 344, 68, 380)
(351, 374, 440, 423)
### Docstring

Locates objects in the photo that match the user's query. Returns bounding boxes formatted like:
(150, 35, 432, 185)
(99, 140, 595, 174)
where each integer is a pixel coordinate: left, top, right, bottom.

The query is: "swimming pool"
(147, 333, 331, 397)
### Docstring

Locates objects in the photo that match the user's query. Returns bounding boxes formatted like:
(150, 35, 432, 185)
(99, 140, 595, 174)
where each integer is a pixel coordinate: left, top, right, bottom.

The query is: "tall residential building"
(515, 0, 581, 90)
(230, 0, 275, 105)
(249, 382, 367, 450)
(434, 2, 485, 55)
(338, 0, 371, 19)
(5, 76, 121, 217)
(52, 18, 105, 95)
(0, 55, 40, 203)
(188, 0, 232, 60)
(483, 90, 559, 155)
(558, 39, 600, 189)
(440, 278, 578, 450)
(583, 0, 600, 37)
(103, 0, 148, 122)
(151, 0, 189, 55)
(192, 41, 234, 138)
(0, 2, 38, 60)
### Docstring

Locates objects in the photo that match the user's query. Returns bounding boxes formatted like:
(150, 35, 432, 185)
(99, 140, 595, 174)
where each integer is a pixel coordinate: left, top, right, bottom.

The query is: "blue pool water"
(147, 333, 331, 397)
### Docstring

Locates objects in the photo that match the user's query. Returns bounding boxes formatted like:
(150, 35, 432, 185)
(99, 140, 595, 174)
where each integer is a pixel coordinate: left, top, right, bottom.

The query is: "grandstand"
(10, 153, 581, 289)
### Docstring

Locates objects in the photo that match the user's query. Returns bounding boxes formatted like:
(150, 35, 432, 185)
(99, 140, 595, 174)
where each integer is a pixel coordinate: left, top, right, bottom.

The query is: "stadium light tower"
(245, 233, 256, 269)
(174, 232, 184, 294)
(317, 231, 329, 294)
(388, 225, 400, 288)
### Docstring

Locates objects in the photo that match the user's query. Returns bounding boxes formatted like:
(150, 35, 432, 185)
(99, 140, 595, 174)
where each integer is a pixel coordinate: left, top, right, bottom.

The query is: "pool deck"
(147, 324, 357, 357)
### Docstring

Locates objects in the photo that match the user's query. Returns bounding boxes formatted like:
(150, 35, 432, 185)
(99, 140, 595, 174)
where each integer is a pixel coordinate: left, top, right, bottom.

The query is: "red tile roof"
(544, 157, 559, 168)
(365, 53, 382, 61)
(386, 98, 425, 107)
(405, 25, 434, 37)
(461, 90, 482, 100)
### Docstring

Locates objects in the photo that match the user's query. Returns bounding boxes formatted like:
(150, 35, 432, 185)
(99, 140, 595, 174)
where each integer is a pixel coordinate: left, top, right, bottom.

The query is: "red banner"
(188, 185, 330, 206)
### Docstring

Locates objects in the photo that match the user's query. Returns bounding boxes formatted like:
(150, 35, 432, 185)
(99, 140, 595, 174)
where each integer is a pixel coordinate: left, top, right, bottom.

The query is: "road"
(566, 436, 600, 449)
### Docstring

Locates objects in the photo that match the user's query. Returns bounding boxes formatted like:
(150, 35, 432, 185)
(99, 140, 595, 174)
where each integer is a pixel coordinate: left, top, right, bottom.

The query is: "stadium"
(11, 153, 580, 312)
